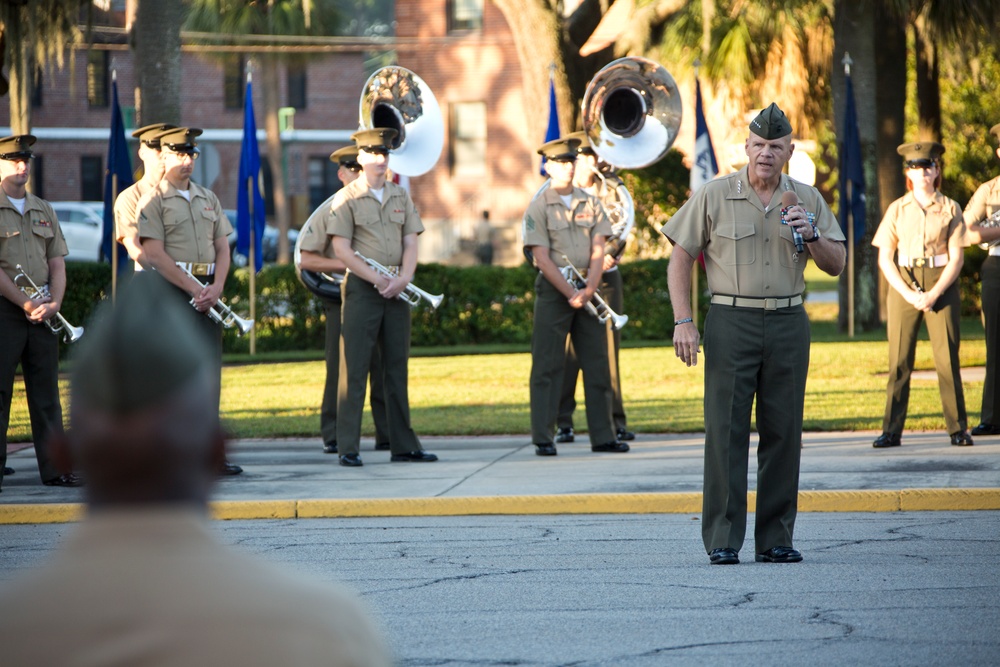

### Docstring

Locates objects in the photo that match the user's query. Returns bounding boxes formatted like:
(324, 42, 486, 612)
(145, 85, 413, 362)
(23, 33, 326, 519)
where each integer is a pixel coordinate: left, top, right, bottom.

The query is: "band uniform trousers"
(530, 273, 616, 446)
(980, 255, 1000, 425)
(336, 273, 421, 457)
(0, 298, 63, 483)
(702, 303, 809, 554)
(883, 265, 966, 435)
(320, 297, 389, 446)
(557, 268, 625, 432)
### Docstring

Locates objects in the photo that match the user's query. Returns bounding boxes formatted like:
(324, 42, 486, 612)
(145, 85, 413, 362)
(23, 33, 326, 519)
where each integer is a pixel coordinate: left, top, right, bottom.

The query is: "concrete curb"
(3, 488, 1000, 524)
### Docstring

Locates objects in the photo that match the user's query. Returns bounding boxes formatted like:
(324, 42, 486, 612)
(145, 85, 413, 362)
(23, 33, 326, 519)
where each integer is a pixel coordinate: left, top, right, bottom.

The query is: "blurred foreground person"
(0, 276, 391, 667)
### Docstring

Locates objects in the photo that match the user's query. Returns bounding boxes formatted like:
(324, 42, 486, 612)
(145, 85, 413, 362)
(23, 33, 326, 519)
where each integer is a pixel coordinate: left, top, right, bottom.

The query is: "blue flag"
(540, 77, 560, 175)
(237, 79, 266, 273)
(690, 79, 719, 192)
(839, 73, 866, 241)
(102, 77, 133, 267)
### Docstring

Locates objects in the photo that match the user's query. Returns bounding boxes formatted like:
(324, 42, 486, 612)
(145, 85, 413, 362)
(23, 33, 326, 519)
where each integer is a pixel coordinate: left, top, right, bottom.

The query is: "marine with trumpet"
(523, 136, 627, 456)
(295, 145, 392, 455)
(962, 123, 1000, 437)
(137, 127, 243, 475)
(0, 134, 82, 489)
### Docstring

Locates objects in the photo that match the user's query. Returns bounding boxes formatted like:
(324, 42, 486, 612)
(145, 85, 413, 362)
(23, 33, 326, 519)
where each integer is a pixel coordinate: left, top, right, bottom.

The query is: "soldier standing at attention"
(523, 136, 628, 457)
(114, 122, 175, 269)
(137, 127, 242, 475)
(329, 128, 437, 467)
(663, 104, 845, 565)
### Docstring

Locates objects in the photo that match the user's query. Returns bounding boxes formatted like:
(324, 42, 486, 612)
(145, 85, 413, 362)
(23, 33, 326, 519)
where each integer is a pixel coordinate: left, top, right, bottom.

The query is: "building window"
(287, 63, 307, 110)
(450, 101, 486, 178)
(223, 55, 246, 110)
(31, 67, 43, 108)
(31, 156, 44, 200)
(81, 156, 103, 201)
(86, 50, 109, 107)
(448, 0, 483, 32)
(308, 156, 341, 211)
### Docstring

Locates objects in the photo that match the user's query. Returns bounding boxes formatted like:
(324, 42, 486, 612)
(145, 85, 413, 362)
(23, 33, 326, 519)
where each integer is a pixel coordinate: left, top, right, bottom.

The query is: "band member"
(328, 128, 437, 467)
(963, 124, 1000, 436)
(664, 104, 845, 564)
(872, 141, 972, 448)
(523, 136, 628, 457)
(555, 131, 633, 444)
(0, 134, 81, 488)
(298, 146, 390, 454)
(114, 122, 175, 269)
(136, 127, 242, 475)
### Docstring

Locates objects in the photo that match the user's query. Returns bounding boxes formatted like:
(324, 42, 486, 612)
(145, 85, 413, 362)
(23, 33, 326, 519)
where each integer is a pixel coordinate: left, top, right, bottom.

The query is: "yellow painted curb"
(798, 490, 900, 512)
(0, 503, 84, 524)
(211, 500, 297, 520)
(900, 488, 1000, 511)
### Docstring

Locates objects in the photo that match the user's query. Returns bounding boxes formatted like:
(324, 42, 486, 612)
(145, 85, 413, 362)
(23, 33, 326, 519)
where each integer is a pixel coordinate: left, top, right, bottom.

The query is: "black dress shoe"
(872, 432, 901, 448)
(971, 423, 1000, 436)
(950, 430, 974, 447)
(555, 427, 574, 443)
(374, 442, 391, 451)
(755, 546, 803, 563)
(339, 454, 363, 467)
(43, 473, 84, 487)
(390, 450, 439, 462)
(592, 441, 629, 453)
(3, 466, 14, 475)
(615, 428, 635, 441)
(323, 441, 338, 454)
(709, 547, 739, 565)
(219, 461, 243, 476)
(535, 443, 557, 456)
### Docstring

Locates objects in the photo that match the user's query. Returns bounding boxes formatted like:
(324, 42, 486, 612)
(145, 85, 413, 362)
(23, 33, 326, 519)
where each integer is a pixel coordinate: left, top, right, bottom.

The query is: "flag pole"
(691, 61, 701, 329)
(843, 52, 855, 338)
(111, 67, 119, 303)
(247, 61, 257, 356)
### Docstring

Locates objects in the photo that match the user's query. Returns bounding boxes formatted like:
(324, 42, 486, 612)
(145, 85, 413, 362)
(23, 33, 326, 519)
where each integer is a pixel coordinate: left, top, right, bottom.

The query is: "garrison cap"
(330, 145, 362, 170)
(0, 134, 36, 160)
(537, 137, 581, 162)
(897, 141, 945, 167)
(564, 131, 595, 156)
(132, 123, 176, 148)
(991, 123, 1000, 142)
(71, 275, 214, 415)
(749, 103, 792, 140)
(351, 128, 397, 154)
(152, 127, 203, 155)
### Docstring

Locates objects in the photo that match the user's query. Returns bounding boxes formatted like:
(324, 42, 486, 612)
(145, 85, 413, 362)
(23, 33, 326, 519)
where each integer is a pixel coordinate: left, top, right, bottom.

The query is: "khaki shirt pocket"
(546, 213, 569, 232)
(572, 207, 597, 229)
(0, 220, 20, 240)
(30, 219, 55, 240)
(715, 221, 756, 265)
(388, 211, 406, 225)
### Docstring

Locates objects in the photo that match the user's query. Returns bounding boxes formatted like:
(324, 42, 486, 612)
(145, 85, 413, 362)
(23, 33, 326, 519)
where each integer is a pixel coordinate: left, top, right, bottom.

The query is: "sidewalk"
(4, 429, 1000, 523)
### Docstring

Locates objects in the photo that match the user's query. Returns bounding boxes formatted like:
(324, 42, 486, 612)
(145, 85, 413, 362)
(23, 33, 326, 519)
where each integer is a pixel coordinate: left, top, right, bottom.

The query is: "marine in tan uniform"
(961, 124, 1000, 437)
(0, 134, 81, 489)
(662, 104, 846, 565)
(871, 141, 972, 448)
(523, 137, 627, 456)
(137, 127, 242, 475)
(328, 128, 437, 467)
(0, 277, 392, 667)
(114, 122, 175, 269)
(555, 131, 633, 444)
(298, 146, 390, 455)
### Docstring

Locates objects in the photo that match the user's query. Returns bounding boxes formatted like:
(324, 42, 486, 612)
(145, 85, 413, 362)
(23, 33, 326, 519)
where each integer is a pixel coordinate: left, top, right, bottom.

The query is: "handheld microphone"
(780, 190, 804, 253)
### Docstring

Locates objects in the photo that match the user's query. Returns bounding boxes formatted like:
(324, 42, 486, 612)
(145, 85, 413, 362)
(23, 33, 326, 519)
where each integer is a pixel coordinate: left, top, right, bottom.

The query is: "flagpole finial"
(842, 52, 853, 76)
(111, 57, 117, 83)
(246, 58, 253, 83)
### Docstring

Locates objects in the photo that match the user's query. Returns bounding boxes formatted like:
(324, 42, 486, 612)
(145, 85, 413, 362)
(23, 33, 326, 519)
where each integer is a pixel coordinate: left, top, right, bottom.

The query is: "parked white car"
(50, 201, 105, 262)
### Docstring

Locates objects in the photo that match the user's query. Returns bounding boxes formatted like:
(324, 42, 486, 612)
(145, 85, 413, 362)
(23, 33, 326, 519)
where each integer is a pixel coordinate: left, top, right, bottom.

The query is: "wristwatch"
(804, 217, 820, 243)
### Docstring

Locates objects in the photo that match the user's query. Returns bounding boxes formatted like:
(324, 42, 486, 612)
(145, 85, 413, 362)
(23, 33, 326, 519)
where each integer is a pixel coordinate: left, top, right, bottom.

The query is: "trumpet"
(13, 265, 84, 343)
(178, 266, 254, 336)
(977, 209, 1000, 249)
(559, 255, 628, 331)
(354, 251, 443, 309)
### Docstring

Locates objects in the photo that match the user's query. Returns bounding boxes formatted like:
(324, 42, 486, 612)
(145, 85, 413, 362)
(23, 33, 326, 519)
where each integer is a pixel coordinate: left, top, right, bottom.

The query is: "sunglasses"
(905, 159, 936, 169)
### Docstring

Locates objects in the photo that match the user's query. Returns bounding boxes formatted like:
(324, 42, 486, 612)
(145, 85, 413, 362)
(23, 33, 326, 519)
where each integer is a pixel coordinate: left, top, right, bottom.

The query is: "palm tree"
(184, 0, 340, 264)
(130, 0, 184, 126)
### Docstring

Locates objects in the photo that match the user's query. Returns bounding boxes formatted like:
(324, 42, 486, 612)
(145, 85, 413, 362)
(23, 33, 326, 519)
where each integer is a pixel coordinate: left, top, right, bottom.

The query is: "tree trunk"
(8, 40, 30, 138)
(260, 57, 291, 265)
(131, 0, 183, 125)
(913, 13, 941, 142)
(833, 0, 881, 332)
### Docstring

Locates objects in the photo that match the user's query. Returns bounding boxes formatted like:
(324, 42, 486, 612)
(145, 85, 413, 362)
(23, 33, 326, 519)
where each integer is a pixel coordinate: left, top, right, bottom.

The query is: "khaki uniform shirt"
(662, 167, 844, 297)
(872, 191, 963, 256)
(522, 186, 612, 269)
(114, 178, 159, 243)
(326, 179, 423, 266)
(0, 509, 392, 667)
(962, 174, 1000, 231)
(137, 180, 232, 263)
(298, 194, 338, 260)
(0, 189, 68, 286)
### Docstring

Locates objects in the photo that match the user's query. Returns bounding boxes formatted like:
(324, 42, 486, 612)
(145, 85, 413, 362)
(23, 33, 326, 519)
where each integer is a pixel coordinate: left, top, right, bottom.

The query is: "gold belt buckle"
(764, 298, 778, 310)
(192, 262, 211, 275)
(913, 257, 927, 268)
